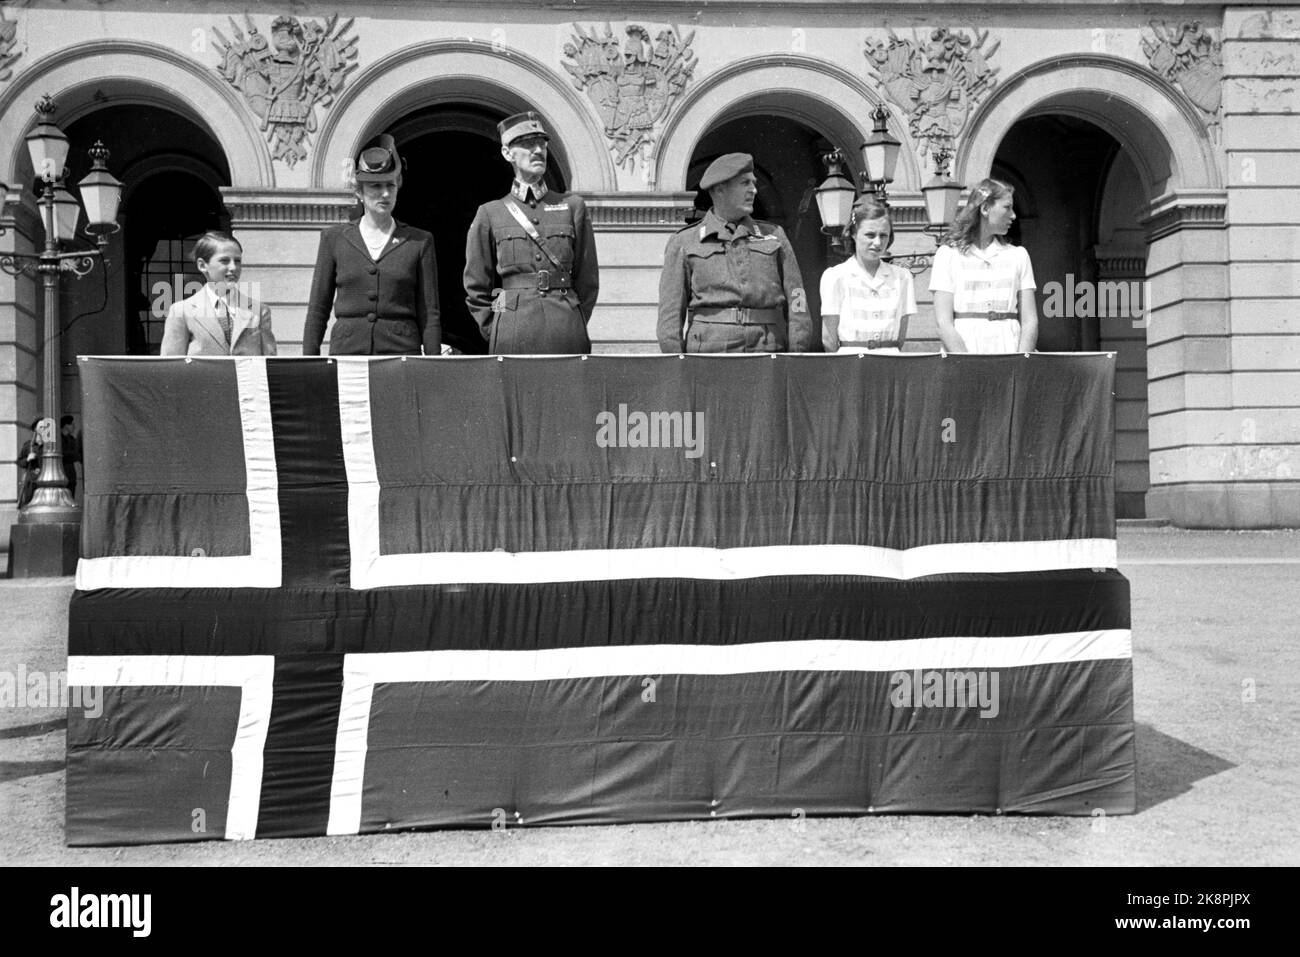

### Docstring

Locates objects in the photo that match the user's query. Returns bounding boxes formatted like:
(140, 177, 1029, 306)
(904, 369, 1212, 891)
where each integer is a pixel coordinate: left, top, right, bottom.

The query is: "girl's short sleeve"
(929, 244, 956, 293)
(1016, 245, 1037, 292)
(819, 265, 844, 316)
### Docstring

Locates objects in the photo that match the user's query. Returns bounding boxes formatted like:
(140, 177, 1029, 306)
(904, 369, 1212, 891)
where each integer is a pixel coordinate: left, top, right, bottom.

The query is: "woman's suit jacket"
(302, 221, 441, 356)
(160, 288, 278, 356)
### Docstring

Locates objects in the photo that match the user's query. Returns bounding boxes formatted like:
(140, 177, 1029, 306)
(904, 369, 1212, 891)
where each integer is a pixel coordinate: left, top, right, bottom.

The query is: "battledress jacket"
(657, 210, 813, 353)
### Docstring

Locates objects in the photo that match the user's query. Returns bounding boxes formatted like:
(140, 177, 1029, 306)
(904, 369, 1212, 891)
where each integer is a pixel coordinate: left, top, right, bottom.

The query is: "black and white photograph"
(0, 0, 1294, 916)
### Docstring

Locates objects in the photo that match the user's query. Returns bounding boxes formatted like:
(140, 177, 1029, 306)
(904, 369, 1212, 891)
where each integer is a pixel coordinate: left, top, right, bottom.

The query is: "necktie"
(216, 298, 232, 348)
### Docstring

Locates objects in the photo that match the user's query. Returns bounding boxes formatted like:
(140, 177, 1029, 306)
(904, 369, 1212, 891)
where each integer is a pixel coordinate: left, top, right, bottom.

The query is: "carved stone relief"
(212, 13, 358, 168)
(0, 4, 22, 83)
(562, 23, 697, 170)
(1141, 20, 1223, 123)
(864, 27, 1001, 158)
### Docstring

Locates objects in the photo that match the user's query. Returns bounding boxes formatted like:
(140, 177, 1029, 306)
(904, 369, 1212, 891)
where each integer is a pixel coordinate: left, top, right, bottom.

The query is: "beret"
(699, 152, 754, 190)
(498, 111, 550, 147)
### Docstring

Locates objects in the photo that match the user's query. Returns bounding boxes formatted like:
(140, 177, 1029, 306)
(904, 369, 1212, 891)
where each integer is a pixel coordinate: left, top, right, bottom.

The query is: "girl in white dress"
(930, 178, 1039, 354)
(820, 197, 916, 354)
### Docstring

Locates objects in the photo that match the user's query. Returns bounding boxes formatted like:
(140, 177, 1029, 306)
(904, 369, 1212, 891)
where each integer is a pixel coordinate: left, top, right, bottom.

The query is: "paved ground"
(1, 526, 1297, 866)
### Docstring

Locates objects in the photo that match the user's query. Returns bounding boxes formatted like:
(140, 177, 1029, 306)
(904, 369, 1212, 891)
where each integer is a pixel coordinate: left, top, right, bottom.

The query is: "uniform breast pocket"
(541, 224, 575, 268)
(494, 227, 532, 268)
(746, 240, 784, 298)
(686, 245, 728, 292)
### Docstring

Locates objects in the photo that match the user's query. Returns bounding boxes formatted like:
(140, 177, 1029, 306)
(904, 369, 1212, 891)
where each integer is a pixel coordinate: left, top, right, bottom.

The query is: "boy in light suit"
(161, 232, 277, 356)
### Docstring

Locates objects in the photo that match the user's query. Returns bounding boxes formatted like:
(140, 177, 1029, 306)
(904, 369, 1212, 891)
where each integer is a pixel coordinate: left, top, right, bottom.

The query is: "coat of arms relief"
(1141, 20, 1222, 126)
(864, 27, 1001, 160)
(562, 23, 697, 171)
(0, 3, 21, 83)
(213, 13, 359, 167)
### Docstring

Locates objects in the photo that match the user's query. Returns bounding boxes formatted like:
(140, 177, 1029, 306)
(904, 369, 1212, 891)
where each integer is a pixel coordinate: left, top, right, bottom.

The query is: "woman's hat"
(354, 134, 404, 182)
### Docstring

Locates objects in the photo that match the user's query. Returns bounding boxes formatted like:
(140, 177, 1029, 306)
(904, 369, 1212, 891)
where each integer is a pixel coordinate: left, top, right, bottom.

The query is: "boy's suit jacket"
(160, 288, 278, 356)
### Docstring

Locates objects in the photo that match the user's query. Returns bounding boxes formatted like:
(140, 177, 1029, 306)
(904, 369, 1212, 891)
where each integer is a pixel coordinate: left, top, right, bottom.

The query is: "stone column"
(1094, 244, 1150, 518)
(1143, 191, 1232, 526)
(584, 191, 696, 353)
(1213, 6, 1300, 525)
(0, 187, 41, 553)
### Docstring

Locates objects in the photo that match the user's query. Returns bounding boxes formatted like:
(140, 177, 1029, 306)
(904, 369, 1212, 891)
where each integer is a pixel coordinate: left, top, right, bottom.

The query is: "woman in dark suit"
(303, 134, 441, 355)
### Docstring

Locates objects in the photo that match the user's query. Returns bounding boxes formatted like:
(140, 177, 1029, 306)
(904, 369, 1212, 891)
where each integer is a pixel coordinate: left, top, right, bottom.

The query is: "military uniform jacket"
(463, 186, 599, 355)
(657, 210, 813, 353)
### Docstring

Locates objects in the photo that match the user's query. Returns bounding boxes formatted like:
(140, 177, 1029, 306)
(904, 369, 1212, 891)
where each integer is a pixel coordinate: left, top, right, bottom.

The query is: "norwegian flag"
(68, 354, 1134, 844)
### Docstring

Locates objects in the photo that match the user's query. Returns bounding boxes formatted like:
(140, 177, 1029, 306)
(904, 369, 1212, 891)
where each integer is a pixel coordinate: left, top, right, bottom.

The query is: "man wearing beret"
(658, 152, 813, 353)
(464, 111, 599, 353)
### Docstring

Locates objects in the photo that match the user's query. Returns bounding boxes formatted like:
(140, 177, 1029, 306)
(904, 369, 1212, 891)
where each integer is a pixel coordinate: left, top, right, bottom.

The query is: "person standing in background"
(60, 415, 81, 501)
(16, 419, 41, 509)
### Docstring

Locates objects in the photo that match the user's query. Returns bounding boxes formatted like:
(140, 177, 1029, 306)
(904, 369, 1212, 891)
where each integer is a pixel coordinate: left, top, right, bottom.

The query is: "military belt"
(503, 271, 572, 292)
(691, 306, 784, 325)
(954, 310, 1018, 321)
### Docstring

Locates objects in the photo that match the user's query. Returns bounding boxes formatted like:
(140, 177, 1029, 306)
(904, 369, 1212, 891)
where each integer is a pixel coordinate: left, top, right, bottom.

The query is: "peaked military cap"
(699, 152, 754, 190)
(498, 111, 550, 147)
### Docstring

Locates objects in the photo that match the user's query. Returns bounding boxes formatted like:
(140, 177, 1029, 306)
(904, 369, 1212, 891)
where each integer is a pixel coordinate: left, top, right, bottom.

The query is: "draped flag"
(68, 354, 1135, 845)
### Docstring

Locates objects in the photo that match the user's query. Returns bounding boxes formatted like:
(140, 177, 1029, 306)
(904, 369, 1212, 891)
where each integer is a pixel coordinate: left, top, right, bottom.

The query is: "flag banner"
(69, 355, 1134, 844)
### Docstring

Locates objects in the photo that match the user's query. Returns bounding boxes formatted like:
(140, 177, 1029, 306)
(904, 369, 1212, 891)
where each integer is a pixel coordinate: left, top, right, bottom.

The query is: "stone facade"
(2, 1, 1298, 538)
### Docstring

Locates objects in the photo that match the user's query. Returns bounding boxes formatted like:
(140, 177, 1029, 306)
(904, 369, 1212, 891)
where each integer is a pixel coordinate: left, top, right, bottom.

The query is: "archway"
(989, 113, 1153, 518)
(62, 105, 231, 357)
(959, 57, 1222, 520)
(312, 40, 612, 191)
(0, 41, 268, 189)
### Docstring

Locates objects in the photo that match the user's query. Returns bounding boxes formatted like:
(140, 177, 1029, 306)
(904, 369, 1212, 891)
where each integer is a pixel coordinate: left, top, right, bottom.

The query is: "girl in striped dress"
(820, 197, 916, 354)
(930, 178, 1039, 354)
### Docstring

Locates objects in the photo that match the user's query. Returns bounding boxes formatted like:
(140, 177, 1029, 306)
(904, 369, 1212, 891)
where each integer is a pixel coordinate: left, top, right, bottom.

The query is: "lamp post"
(813, 103, 962, 273)
(2, 94, 122, 574)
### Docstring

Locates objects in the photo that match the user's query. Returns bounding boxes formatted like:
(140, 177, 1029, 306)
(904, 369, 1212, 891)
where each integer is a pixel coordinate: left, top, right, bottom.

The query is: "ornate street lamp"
(813, 103, 962, 274)
(813, 151, 857, 251)
(2, 94, 122, 571)
(860, 103, 901, 199)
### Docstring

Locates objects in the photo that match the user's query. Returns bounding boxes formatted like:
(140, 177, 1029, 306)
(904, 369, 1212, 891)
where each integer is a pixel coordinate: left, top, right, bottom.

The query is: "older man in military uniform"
(658, 153, 812, 353)
(464, 111, 599, 354)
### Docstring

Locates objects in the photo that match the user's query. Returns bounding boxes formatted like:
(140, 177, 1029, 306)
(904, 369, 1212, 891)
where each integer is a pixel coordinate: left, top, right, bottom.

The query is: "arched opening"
(993, 114, 1150, 516)
(372, 104, 569, 354)
(311, 40, 612, 191)
(688, 114, 837, 342)
(62, 105, 231, 357)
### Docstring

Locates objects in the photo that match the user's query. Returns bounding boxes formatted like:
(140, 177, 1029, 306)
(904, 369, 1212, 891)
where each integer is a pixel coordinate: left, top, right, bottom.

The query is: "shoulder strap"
(503, 198, 566, 272)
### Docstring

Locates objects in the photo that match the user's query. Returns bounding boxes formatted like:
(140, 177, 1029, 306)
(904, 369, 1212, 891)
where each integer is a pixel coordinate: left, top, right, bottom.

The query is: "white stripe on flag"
(68, 654, 275, 841)
(334, 361, 1118, 588)
(74, 358, 282, 590)
(326, 629, 1131, 835)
